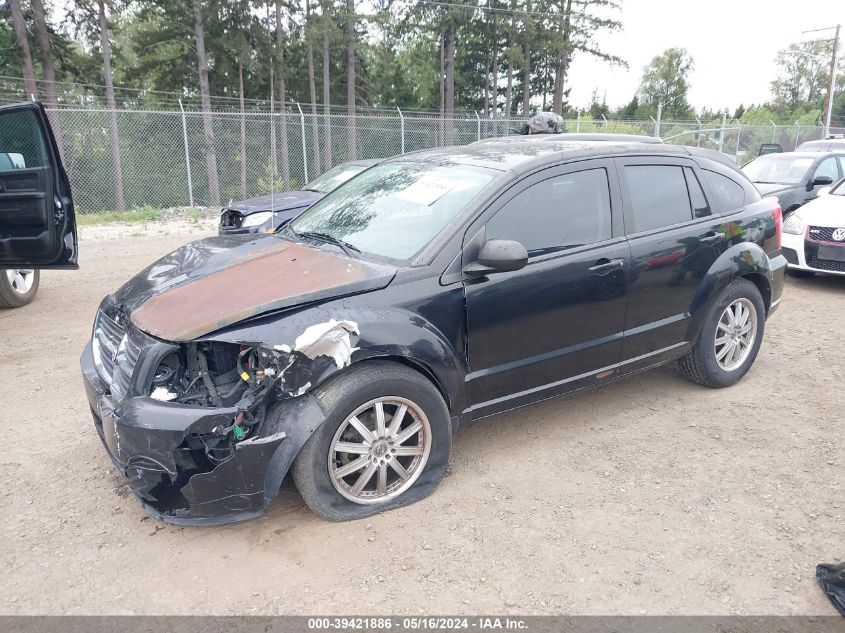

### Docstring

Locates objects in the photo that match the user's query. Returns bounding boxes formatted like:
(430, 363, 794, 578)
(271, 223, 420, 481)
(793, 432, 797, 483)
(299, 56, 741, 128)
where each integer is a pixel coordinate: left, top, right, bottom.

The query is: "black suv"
(77, 139, 786, 525)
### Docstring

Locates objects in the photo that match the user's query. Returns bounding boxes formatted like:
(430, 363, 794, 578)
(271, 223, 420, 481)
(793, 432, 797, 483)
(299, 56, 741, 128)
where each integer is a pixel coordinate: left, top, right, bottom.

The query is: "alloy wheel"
(714, 298, 758, 372)
(328, 396, 432, 505)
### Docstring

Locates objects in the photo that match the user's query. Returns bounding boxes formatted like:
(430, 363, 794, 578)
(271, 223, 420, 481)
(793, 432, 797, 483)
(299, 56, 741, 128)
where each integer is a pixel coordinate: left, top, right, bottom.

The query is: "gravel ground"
(0, 221, 842, 615)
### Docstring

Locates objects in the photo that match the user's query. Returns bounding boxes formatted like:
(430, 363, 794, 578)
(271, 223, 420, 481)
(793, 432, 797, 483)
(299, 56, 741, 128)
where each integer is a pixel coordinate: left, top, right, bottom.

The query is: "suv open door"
(0, 102, 77, 269)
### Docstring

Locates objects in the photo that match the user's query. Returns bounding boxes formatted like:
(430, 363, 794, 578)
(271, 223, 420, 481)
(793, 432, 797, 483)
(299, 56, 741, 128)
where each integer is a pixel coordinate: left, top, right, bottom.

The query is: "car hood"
(113, 235, 397, 342)
(228, 190, 324, 214)
(754, 183, 796, 196)
(793, 194, 845, 226)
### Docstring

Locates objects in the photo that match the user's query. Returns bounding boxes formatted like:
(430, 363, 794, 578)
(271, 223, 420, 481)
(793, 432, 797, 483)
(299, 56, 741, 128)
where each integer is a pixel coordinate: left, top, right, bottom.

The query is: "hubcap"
(328, 396, 432, 505)
(5, 269, 35, 295)
(714, 298, 758, 372)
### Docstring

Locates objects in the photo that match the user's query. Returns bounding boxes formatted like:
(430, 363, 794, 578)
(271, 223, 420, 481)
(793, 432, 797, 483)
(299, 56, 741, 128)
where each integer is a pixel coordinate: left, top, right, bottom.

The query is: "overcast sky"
(566, 0, 844, 112)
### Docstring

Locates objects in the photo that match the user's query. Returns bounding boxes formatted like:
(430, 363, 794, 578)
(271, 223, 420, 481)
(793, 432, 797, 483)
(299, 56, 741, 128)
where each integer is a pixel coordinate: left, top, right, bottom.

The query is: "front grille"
(808, 226, 845, 243)
(93, 310, 140, 399)
(219, 209, 244, 230)
(782, 247, 799, 265)
(806, 255, 845, 273)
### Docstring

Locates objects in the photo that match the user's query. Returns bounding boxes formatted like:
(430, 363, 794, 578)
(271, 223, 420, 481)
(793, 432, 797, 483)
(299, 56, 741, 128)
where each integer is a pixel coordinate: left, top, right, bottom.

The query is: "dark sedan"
(742, 151, 845, 217)
(218, 159, 379, 234)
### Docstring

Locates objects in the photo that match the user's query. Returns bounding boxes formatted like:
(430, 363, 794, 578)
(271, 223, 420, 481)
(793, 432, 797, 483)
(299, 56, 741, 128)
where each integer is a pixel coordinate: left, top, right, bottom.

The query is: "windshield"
(742, 156, 814, 185)
(305, 163, 369, 193)
(290, 162, 496, 260)
(831, 179, 845, 196)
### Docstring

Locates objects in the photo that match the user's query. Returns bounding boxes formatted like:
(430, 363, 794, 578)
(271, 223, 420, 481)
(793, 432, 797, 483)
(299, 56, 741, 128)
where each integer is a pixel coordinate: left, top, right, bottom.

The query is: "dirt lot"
(0, 220, 842, 616)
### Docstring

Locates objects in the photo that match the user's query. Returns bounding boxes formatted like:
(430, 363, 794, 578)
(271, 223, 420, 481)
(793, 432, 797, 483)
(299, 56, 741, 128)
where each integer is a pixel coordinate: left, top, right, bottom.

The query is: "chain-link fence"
(41, 105, 844, 215)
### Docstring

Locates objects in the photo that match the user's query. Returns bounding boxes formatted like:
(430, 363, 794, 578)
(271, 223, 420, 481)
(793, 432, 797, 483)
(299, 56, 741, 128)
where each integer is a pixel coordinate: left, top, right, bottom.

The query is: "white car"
(782, 177, 845, 276)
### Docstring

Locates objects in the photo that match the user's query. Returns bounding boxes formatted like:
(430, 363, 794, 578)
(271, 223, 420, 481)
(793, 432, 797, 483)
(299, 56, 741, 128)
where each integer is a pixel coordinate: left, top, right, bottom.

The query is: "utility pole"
(803, 24, 840, 138)
(823, 24, 840, 138)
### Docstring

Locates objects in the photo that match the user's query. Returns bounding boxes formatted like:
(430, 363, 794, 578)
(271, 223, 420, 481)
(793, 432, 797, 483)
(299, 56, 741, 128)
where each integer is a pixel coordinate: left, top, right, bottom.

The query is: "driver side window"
(813, 157, 839, 182)
(486, 168, 612, 258)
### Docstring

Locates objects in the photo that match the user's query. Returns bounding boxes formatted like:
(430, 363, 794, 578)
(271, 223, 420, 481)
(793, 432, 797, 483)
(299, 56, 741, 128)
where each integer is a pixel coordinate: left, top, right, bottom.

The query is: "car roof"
(473, 133, 663, 145)
(386, 139, 735, 175)
(798, 139, 845, 151)
(749, 150, 844, 160)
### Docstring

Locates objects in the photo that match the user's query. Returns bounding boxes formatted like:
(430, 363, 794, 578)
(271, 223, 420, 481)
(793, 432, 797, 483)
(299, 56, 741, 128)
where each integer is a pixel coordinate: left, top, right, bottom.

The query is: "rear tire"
(679, 278, 765, 388)
(0, 269, 39, 308)
(292, 361, 451, 521)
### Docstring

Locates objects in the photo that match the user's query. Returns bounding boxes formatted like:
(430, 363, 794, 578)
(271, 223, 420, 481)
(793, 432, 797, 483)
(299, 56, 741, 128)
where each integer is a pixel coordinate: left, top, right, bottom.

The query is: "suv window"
(702, 169, 745, 213)
(486, 168, 612, 257)
(0, 109, 48, 172)
(623, 165, 692, 233)
(814, 157, 839, 182)
(684, 167, 710, 218)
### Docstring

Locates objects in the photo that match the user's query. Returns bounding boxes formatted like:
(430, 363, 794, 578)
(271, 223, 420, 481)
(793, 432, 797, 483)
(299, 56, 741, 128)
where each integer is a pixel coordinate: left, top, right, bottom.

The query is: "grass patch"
(78, 206, 162, 226)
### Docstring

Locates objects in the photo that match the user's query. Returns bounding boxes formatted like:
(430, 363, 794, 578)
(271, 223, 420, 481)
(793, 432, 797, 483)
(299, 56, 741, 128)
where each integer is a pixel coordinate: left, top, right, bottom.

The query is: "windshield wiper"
(296, 230, 361, 257)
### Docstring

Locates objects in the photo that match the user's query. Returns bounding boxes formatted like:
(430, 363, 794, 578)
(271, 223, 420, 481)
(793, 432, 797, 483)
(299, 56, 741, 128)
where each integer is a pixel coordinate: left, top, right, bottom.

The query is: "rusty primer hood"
(118, 235, 396, 341)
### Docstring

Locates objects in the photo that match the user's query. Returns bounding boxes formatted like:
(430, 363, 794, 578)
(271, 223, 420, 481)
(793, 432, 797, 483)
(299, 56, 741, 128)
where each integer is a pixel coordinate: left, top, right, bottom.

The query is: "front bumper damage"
(81, 342, 324, 525)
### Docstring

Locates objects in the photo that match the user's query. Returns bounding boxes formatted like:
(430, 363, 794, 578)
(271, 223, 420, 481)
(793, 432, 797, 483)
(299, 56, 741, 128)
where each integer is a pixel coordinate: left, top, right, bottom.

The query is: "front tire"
(292, 361, 452, 521)
(0, 269, 39, 308)
(680, 278, 765, 388)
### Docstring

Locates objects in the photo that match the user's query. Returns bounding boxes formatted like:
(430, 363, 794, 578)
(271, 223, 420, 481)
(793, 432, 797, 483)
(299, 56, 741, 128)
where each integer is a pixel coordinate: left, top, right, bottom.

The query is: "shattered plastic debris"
(289, 319, 360, 368)
(150, 387, 178, 402)
(817, 561, 845, 616)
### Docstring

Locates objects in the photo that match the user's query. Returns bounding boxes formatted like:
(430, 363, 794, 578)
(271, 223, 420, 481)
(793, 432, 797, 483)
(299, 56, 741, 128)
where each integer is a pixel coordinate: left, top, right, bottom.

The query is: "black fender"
(685, 240, 774, 342)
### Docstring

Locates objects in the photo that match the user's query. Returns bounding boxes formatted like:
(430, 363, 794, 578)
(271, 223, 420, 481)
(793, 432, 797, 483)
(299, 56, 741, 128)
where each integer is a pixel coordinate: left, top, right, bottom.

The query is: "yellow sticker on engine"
(240, 371, 250, 382)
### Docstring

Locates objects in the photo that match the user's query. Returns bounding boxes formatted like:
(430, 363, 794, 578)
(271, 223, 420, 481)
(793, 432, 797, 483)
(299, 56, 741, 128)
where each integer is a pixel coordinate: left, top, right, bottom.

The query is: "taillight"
(772, 202, 782, 250)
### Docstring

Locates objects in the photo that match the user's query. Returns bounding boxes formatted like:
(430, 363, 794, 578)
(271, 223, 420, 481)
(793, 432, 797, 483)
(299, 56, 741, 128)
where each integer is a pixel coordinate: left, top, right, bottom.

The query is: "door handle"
(700, 232, 726, 245)
(588, 258, 624, 275)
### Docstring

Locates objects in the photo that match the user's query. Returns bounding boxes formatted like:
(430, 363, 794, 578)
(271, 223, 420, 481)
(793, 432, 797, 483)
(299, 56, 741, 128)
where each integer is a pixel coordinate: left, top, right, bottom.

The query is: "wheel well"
(360, 356, 452, 412)
(314, 355, 452, 413)
(742, 272, 771, 312)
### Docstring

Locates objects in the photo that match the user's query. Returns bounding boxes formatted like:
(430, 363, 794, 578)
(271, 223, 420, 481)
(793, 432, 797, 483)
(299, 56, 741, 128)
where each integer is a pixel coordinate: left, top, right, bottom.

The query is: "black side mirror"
(812, 175, 834, 187)
(463, 239, 528, 276)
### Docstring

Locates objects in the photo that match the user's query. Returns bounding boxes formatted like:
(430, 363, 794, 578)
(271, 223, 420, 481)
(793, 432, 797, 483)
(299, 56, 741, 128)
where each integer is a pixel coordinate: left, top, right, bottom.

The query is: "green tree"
(638, 47, 694, 118)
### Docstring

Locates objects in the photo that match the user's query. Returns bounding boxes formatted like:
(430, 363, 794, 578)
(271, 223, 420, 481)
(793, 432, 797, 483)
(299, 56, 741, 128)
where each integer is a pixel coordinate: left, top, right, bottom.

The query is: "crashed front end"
(80, 299, 356, 525)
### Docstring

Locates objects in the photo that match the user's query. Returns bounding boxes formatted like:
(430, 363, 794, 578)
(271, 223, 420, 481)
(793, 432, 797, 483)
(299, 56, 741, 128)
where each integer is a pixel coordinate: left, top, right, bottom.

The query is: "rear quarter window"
(702, 169, 745, 213)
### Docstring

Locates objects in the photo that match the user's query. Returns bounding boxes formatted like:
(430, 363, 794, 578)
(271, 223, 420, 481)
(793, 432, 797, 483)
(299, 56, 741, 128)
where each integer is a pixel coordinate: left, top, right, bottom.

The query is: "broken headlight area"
(145, 341, 333, 444)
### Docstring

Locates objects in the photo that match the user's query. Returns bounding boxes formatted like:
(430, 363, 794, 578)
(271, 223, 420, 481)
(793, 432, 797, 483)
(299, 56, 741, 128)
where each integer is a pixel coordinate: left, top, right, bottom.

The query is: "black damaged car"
(67, 140, 787, 525)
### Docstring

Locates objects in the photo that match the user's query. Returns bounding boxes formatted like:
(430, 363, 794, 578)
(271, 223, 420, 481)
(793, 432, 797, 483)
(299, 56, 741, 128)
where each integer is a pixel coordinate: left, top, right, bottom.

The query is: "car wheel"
(0, 269, 40, 308)
(292, 361, 452, 521)
(679, 278, 765, 388)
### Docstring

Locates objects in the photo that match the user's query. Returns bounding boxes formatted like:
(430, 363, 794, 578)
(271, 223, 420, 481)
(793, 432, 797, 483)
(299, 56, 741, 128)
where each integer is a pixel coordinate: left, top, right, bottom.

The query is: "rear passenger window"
(623, 165, 692, 233)
(684, 167, 710, 218)
(487, 168, 612, 257)
(702, 169, 745, 213)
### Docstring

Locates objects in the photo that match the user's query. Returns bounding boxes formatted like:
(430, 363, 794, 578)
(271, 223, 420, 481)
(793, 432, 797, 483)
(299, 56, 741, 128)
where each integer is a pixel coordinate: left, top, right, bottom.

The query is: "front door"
(464, 160, 630, 419)
(0, 102, 76, 269)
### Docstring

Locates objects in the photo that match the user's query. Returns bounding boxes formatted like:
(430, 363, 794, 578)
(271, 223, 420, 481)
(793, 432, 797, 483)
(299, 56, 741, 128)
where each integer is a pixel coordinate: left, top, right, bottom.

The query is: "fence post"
(601, 114, 608, 131)
(718, 110, 727, 153)
(794, 121, 801, 150)
(297, 102, 308, 183)
(178, 99, 194, 207)
(475, 111, 481, 141)
(397, 107, 405, 154)
(770, 120, 776, 144)
(655, 102, 662, 138)
(735, 124, 742, 158)
(576, 110, 580, 133)
(696, 116, 702, 146)
(649, 116, 657, 137)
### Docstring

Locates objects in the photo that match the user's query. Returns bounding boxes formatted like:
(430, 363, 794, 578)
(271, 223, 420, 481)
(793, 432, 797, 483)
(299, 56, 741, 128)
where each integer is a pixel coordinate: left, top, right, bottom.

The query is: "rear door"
(0, 102, 77, 268)
(617, 157, 728, 366)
